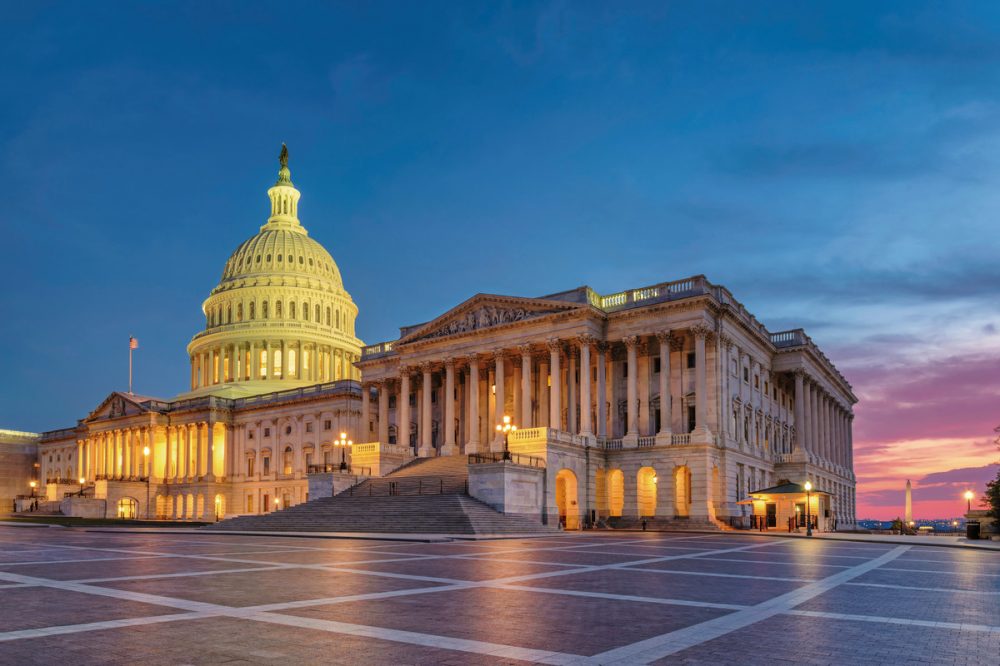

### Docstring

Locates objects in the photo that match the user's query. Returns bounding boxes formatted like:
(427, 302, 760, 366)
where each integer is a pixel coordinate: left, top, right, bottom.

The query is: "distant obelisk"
(905, 480, 913, 524)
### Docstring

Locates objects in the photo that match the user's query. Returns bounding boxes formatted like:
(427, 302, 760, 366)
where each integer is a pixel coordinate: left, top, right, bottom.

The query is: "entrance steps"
(204, 493, 553, 535)
(207, 455, 555, 535)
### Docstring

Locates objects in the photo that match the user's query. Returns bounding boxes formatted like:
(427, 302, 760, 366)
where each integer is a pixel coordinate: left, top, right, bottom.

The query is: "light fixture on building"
(495, 415, 517, 460)
(335, 432, 353, 471)
(964, 490, 974, 513)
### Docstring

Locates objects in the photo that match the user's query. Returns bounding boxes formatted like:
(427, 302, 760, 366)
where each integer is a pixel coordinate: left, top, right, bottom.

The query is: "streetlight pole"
(964, 490, 974, 514)
(78, 477, 86, 497)
(804, 481, 813, 537)
(495, 415, 517, 460)
(337, 432, 353, 472)
(143, 446, 151, 520)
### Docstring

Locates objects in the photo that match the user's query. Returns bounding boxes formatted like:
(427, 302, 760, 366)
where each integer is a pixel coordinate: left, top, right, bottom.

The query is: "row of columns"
(792, 370, 853, 469)
(360, 327, 712, 454)
(191, 341, 358, 389)
(77, 427, 154, 481)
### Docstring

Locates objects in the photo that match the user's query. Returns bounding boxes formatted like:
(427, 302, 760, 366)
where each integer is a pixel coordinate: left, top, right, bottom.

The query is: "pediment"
(399, 294, 586, 344)
(84, 392, 152, 423)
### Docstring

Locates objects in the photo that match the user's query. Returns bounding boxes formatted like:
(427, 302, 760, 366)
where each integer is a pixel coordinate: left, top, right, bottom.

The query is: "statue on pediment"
(423, 305, 540, 340)
(109, 396, 126, 418)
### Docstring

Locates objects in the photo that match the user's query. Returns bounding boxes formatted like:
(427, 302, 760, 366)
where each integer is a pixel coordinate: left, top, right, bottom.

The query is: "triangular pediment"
(84, 392, 156, 423)
(399, 294, 586, 344)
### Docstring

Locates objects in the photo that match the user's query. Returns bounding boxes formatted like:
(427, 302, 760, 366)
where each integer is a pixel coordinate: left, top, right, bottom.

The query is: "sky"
(1, 1, 998, 519)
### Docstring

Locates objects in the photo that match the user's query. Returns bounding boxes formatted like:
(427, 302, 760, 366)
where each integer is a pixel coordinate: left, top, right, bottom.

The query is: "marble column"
(624, 336, 639, 439)
(547, 340, 561, 430)
(361, 383, 371, 440)
(596, 343, 607, 438)
(656, 331, 672, 439)
(538, 360, 549, 428)
(567, 348, 577, 434)
(443, 359, 456, 455)
(579, 336, 593, 436)
(519, 347, 532, 429)
(468, 356, 481, 453)
(419, 363, 433, 457)
(692, 326, 710, 436)
(492, 350, 506, 452)
(399, 367, 411, 450)
(378, 381, 390, 444)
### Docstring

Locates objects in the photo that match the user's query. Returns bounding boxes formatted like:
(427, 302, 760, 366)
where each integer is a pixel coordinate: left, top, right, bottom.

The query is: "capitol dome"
(185, 145, 363, 397)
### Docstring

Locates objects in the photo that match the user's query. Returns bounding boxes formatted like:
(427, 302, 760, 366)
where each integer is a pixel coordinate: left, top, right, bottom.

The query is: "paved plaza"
(0, 526, 998, 664)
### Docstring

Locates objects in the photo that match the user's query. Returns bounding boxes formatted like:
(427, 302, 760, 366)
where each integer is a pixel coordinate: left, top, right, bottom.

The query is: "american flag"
(129, 336, 139, 350)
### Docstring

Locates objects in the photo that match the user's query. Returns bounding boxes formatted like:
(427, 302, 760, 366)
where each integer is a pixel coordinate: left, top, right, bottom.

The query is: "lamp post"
(143, 446, 151, 520)
(495, 415, 517, 460)
(29, 480, 36, 498)
(78, 477, 86, 497)
(804, 481, 813, 537)
(336, 432, 353, 472)
(964, 490, 974, 514)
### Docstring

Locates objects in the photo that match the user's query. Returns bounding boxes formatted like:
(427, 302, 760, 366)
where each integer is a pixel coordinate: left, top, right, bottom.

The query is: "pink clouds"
(836, 350, 1000, 519)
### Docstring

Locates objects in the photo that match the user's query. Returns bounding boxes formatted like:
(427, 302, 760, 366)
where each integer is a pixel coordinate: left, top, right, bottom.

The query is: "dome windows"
(288, 254, 293, 263)
(299, 256, 304, 264)
(277, 254, 283, 262)
(266, 254, 272, 262)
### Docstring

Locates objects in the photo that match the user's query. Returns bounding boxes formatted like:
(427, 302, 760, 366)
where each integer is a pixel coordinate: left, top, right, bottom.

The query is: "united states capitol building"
(3, 149, 857, 530)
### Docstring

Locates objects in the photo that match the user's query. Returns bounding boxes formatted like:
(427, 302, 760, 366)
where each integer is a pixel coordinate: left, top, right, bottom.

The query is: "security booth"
(746, 481, 834, 532)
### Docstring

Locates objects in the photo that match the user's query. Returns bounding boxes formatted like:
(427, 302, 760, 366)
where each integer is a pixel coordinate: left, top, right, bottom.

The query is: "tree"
(985, 466, 1000, 531)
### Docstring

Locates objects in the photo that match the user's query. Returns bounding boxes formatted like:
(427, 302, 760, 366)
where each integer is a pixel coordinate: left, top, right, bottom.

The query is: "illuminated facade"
(34, 150, 364, 520)
(26, 148, 857, 529)
(356, 278, 858, 529)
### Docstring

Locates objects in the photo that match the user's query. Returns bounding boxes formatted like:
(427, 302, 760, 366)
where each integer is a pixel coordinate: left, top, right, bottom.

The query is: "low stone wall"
(468, 461, 546, 523)
(61, 496, 109, 518)
(307, 471, 366, 500)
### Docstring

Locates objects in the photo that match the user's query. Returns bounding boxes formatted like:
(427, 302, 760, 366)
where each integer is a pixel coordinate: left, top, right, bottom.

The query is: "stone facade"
(357, 276, 858, 529)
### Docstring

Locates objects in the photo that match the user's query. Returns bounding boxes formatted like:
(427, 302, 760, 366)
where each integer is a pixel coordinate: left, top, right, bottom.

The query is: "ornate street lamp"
(804, 480, 813, 537)
(964, 490, 974, 514)
(29, 480, 36, 499)
(78, 476, 86, 497)
(143, 446, 151, 520)
(495, 415, 517, 460)
(335, 432, 353, 471)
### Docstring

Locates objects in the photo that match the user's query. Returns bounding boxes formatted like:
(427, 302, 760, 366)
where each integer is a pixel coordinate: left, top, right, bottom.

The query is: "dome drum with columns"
(185, 145, 363, 398)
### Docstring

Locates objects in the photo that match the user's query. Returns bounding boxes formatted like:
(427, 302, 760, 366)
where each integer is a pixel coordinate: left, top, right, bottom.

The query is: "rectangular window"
(305, 422, 313, 433)
(247, 431, 254, 440)
(623, 362, 628, 378)
(263, 427, 271, 437)
(305, 452, 313, 467)
(743, 368, 749, 383)
(324, 420, 332, 430)
(389, 396, 397, 408)
(653, 357, 661, 374)
(764, 380, 770, 394)
(687, 353, 696, 369)
(431, 391, 437, 403)
(263, 493, 270, 513)
(754, 375, 760, 389)
(246, 495, 253, 513)
(262, 457, 270, 476)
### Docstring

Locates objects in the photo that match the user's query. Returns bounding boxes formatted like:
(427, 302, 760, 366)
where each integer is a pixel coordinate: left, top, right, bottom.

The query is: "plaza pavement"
(0, 525, 997, 665)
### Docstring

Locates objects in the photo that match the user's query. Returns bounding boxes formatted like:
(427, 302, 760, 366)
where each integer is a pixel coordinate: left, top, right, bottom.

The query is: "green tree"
(984, 466, 1000, 531)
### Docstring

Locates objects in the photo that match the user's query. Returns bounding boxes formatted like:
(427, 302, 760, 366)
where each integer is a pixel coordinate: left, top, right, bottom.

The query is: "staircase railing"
(307, 464, 372, 476)
(347, 476, 469, 497)
(467, 452, 546, 468)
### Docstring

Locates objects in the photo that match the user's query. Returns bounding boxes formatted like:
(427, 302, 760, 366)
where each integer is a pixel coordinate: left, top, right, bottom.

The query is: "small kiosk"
(743, 480, 835, 532)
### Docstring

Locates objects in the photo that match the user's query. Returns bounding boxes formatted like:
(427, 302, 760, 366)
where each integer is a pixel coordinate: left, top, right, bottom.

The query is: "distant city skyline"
(2, 2, 999, 519)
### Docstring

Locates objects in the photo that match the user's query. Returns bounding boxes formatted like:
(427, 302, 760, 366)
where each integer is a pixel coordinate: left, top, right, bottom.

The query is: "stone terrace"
(0, 526, 998, 664)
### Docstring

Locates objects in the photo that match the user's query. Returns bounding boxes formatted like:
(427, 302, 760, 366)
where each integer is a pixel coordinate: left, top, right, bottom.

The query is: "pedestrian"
(642, 519, 647, 531)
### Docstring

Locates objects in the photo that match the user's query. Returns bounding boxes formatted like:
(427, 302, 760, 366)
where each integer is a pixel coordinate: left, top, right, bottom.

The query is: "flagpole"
(129, 336, 133, 395)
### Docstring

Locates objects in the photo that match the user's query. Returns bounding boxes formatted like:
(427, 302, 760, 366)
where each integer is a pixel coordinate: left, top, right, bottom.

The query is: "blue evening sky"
(1, 0, 998, 500)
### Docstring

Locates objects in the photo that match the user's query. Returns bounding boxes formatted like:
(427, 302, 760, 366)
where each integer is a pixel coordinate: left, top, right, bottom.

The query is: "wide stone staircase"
(206, 455, 555, 535)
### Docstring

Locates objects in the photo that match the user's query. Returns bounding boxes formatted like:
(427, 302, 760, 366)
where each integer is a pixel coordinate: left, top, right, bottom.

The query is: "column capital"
(491, 348, 507, 362)
(419, 361, 433, 374)
(655, 329, 673, 344)
(443, 356, 456, 368)
(517, 343, 533, 356)
(546, 337, 562, 352)
(595, 341, 609, 354)
(622, 335, 639, 349)
(398, 363, 412, 376)
(577, 334, 597, 347)
(690, 323, 713, 340)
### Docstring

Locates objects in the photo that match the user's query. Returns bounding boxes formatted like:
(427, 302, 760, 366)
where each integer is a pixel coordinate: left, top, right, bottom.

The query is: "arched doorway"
(555, 469, 580, 529)
(595, 468, 608, 517)
(674, 466, 691, 517)
(637, 467, 658, 517)
(116, 497, 138, 519)
(607, 469, 624, 517)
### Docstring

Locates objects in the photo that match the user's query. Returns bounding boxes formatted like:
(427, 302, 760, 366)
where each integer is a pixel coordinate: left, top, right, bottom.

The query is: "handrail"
(307, 464, 371, 476)
(347, 476, 468, 497)
(467, 452, 546, 468)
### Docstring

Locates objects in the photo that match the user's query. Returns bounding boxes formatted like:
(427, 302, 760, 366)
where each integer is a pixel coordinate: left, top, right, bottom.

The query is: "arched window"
(283, 446, 293, 475)
(303, 302, 309, 321)
(290, 301, 296, 319)
(227, 305, 232, 324)
(315, 304, 321, 322)
(336, 309, 340, 329)
(276, 301, 282, 318)
(249, 302, 255, 320)
(236, 303, 243, 321)
(326, 307, 331, 326)
(262, 301, 269, 319)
